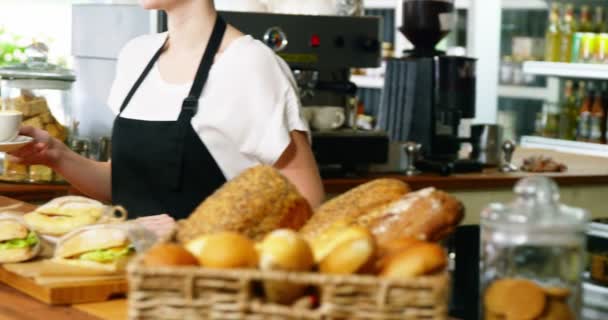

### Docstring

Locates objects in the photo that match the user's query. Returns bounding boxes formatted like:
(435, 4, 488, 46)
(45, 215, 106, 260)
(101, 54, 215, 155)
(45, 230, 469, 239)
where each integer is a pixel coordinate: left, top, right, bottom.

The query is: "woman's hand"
(135, 214, 176, 239)
(7, 126, 68, 168)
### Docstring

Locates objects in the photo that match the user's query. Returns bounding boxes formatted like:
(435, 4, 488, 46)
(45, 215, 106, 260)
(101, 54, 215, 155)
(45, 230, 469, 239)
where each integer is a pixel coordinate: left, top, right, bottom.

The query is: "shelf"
(364, 0, 470, 10)
(364, 0, 397, 9)
(351, 75, 384, 89)
(520, 136, 608, 158)
(498, 85, 550, 100)
(523, 61, 608, 80)
(501, 0, 547, 10)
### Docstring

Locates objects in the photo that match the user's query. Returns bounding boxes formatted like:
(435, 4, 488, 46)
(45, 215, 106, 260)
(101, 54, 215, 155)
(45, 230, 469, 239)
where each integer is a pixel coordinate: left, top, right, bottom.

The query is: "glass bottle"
(594, 6, 606, 33)
(576, 81, 591, 141)
(545, 3, 562, 62)
(480, 177, 588, 320)
(589, 87, 605, 143)
(579, 5, 593, 33)
(559, 80, 577, 140)
(560, 4, 577, 62)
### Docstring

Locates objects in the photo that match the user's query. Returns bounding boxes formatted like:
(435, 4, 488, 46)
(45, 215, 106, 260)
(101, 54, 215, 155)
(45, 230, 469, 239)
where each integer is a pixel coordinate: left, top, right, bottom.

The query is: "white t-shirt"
(107, 33, 309, 180)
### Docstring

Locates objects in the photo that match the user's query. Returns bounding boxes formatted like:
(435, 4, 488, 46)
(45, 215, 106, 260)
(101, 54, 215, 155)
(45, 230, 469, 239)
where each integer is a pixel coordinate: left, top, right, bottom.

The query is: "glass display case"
(0, 43, 75, 183)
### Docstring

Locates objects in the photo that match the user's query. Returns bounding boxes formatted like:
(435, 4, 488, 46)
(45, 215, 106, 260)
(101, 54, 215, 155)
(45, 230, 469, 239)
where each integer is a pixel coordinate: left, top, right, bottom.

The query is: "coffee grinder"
(382, 0, 480, 175)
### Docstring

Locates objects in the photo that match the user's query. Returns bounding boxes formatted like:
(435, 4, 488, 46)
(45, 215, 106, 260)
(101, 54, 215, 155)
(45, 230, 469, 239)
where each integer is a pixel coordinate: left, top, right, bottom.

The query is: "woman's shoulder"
(117, 33, 167, 65)
(221, 36, 291, 76)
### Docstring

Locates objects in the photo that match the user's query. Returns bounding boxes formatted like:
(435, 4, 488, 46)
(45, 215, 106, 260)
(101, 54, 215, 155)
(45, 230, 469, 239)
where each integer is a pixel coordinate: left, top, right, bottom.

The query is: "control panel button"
(310, 34, 321, 48)
(263, 27, 288, 52)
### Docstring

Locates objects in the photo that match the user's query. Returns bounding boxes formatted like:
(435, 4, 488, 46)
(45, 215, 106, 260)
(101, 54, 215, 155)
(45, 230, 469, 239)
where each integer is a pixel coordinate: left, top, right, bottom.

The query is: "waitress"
(8, 0, 325, 233)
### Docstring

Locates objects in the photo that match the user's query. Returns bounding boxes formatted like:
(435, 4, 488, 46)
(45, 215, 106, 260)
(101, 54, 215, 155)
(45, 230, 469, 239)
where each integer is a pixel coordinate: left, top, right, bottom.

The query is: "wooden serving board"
(0, 262, 127, 305)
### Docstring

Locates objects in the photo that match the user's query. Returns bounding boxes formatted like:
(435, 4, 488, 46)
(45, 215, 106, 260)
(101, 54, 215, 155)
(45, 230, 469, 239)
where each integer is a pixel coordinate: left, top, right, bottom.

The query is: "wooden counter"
(0, 182, 70, 203)
(323, 148, 608, 193)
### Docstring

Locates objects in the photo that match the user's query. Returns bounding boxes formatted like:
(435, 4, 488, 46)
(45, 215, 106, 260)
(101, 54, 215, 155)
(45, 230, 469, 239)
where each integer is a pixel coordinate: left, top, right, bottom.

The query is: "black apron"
(111, 16, 227, 219)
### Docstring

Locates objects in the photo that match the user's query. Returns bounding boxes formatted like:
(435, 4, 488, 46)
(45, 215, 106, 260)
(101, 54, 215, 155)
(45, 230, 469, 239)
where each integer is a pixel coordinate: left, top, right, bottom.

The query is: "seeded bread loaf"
(177, 166, 312, 243)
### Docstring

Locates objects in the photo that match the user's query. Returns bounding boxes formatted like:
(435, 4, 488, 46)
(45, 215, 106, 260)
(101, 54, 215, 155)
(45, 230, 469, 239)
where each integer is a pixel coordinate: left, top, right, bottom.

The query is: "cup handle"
(332, 111, 346, 129)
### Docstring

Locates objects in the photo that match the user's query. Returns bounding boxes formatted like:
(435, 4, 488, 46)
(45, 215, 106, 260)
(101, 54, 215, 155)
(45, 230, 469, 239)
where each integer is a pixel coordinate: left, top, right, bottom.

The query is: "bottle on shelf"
(576, 81, 592, 141)
(590, 86, 605, 143)
(545, 3, 562, 62)
(594, 6, 606, 33)
(579, 5, 593, 33)
(560, 4, 577, 62)
(559, 80, 578, 140)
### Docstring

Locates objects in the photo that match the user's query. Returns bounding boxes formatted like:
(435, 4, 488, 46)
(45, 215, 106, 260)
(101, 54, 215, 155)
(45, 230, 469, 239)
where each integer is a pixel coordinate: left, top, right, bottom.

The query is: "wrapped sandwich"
(24, 196, 127, 237)
(0, 214, 41, 263)
(52, 224, 154, 275)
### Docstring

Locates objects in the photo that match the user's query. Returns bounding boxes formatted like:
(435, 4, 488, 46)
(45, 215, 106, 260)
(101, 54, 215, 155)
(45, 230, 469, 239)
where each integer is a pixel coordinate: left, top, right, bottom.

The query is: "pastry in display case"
(0, 43, 75, 183)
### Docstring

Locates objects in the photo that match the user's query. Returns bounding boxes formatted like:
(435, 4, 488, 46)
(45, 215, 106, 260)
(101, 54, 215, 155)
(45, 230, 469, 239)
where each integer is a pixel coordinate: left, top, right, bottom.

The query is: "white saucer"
(0, 135, 34, 153)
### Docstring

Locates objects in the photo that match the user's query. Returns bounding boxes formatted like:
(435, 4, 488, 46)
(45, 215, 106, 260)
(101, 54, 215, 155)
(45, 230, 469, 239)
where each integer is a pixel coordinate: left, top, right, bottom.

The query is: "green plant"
(0, 27, 27, 66)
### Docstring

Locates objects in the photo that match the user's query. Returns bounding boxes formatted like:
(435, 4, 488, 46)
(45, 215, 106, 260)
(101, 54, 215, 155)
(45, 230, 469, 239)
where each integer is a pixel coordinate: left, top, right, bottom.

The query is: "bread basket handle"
(105, 205, 128, 222)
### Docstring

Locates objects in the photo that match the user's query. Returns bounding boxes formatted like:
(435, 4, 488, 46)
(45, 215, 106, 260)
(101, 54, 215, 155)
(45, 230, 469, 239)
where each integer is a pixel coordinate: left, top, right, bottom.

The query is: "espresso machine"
(218, 11, 389, 177)
(378, 0, 480, 175)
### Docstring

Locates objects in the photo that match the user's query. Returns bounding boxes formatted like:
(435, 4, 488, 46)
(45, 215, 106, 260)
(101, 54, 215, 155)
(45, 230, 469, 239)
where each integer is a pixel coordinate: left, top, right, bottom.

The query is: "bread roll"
(380, 242, 447, 278)
(0, 247, 36, 264)
(185, 232, 258, 269)
(319, 229, 375, 275)
(258, 230, 314, 304)
(0, 220, 28, 242)
(177, 166, 312, 243)
(309, 225, 372, 263)
(143, 244, 199, 267)
(0, 218, 40, 263)
(361, 188, 464, 251)
(299, 179, 410, 241)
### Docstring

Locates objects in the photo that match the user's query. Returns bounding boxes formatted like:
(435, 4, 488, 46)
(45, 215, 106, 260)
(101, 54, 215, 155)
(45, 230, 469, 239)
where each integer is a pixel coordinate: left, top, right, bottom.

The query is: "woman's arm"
(274, 131, 325, 209)
(8, 126, 112, 202)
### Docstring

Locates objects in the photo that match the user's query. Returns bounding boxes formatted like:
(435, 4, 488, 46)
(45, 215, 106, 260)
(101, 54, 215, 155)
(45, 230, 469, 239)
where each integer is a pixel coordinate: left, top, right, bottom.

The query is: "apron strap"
(180, 16, 227, 117)
(118, 38, 167, 114)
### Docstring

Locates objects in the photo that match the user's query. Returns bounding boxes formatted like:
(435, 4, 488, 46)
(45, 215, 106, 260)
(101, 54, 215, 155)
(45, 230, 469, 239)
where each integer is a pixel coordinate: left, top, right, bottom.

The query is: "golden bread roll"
(258, 229, 314, 304)
(143, 244, 199, 267)
(362, 188, 464, 251)
(185, 232, 258, 269)
(380, 242, 446, 279)
(375, 237, 425, 271)
(177, 166, 312, 243)
(299, 179, 410, 242)
(309, 225, 373, 263)
(319, 228, 375, 275)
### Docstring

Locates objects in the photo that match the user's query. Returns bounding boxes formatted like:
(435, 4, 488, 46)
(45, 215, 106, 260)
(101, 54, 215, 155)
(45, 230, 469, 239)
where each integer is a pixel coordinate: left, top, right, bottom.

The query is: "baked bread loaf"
(177, 166, 312, 243)
(299, 179, 410, 241)
(184, 232, 258, 269)
(359, 188, 464, 252)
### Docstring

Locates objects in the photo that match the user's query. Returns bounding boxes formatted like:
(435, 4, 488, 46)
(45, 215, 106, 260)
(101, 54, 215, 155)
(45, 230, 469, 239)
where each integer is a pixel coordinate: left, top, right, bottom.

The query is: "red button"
(310, 34, 321, 47)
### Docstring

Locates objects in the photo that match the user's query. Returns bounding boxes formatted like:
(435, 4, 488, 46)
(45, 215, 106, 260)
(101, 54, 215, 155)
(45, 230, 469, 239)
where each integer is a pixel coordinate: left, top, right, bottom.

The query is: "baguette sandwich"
(0, 217, 40, 263)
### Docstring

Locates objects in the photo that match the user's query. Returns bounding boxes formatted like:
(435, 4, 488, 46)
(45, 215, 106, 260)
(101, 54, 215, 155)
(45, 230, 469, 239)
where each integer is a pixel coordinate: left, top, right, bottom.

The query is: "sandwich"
(0, 217, 40, 263)
(24, 196, 127, 237)
(53, 226, 135, 274)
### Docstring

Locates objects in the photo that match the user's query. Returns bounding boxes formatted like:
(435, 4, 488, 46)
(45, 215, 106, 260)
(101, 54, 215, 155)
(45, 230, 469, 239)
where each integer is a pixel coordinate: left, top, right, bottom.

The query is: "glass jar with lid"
(0, 42, 75, 183)
(480, 177, 588, 320)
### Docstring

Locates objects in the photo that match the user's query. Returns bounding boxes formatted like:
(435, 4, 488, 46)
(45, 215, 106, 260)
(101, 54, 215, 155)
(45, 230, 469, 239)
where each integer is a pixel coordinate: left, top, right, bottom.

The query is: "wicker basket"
(128, 253, 450, 320)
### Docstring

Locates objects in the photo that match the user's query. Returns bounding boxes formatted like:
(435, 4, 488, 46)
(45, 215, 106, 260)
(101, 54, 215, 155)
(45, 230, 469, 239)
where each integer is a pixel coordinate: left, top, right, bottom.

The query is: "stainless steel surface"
(500, 140, 518, 172)
(471, 124, 502, 166)
(403, 141, 421, 176)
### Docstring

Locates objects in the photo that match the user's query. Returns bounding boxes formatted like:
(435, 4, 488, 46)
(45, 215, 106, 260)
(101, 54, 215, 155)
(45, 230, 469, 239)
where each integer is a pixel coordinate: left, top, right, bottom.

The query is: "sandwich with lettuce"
(0, 217, 40, 263)
(53, 226, 135, 274)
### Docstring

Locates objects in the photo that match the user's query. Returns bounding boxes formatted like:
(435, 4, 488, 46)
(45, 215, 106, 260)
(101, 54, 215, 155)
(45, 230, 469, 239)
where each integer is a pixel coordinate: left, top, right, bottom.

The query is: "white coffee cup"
(0, 111, 22, 142)
(311, 106, 346, 131)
